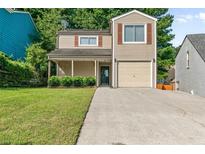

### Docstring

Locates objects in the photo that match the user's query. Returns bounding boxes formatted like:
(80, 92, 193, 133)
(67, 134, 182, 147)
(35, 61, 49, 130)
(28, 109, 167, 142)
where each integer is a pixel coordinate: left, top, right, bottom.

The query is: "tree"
(26, 43, 47, 83)
(62, 9, 131, 29)
(36, 9, 63, 51)
(175, 45, 181, 56)
(22, 9, 64, 84)
(21, 8, 64, 51)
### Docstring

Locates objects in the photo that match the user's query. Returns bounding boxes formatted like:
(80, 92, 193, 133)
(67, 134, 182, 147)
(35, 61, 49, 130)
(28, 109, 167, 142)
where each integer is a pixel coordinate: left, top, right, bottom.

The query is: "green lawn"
(0, 88, 95, 144)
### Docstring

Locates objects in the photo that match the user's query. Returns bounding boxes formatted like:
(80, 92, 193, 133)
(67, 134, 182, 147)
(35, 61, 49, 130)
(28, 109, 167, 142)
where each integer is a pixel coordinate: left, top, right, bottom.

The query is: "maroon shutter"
(98, 34, 102, 47)
(118, 23, 122, 45)
(147, 23, 152, 44)
(74, 34, 78, 47)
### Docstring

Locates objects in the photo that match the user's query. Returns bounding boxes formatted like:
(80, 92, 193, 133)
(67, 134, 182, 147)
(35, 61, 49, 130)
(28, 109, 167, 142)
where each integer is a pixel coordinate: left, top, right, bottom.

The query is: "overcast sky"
(169, 8, 205, 47)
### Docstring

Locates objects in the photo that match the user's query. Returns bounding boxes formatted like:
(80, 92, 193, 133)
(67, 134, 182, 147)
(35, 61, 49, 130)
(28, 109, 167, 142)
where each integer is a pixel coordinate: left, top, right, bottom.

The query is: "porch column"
(96, 61, 99, 86)
(94, 60, 97, 77)
(71, 60, 74, 77)
(48, 60, 51, 78)
(56, 62, 59, 76)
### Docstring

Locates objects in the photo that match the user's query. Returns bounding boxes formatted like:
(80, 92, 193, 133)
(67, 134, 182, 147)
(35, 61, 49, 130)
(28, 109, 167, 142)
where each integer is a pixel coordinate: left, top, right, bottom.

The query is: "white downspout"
(154, 21, 157, 88)
(112, 20, 115, 88)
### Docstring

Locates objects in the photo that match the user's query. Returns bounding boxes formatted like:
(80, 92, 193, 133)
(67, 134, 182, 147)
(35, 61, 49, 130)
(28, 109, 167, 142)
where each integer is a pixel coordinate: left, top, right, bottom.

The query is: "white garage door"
(118, 62, 151, 87)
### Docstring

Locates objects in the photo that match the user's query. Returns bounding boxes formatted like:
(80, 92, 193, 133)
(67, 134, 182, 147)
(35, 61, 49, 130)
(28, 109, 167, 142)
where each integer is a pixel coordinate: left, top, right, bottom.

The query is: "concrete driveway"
(77, 88, 205, 144)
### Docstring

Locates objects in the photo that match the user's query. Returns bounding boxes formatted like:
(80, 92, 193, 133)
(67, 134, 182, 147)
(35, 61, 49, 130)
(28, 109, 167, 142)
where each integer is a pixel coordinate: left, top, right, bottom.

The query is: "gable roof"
(48, 49, 112, 58)
(58, 29, 111, 35)
(111, 10, 157, 22)
(186, 34, 205, 62)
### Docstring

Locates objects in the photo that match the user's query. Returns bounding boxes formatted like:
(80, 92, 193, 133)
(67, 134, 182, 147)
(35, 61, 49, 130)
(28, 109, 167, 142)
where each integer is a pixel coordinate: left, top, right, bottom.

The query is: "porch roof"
(48, 48, 112, 59)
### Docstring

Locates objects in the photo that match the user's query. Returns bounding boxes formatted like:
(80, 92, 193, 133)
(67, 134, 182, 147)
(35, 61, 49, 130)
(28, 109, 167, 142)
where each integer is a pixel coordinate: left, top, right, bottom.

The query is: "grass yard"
(0, 88, 95, 144)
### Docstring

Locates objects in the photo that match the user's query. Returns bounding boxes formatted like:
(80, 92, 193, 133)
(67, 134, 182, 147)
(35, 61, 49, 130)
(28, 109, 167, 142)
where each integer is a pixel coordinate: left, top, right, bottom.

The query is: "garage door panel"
(118, 62, 151, 87)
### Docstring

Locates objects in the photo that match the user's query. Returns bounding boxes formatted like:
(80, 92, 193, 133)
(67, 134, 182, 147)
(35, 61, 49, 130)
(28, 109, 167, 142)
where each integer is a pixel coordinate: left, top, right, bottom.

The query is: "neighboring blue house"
(0, 8, 38, 60)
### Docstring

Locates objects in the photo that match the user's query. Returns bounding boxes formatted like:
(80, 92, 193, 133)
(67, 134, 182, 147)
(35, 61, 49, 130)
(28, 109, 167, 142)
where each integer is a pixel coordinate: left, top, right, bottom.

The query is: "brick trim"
(118, 23, 122, 45)
(147, 23, 152, 44)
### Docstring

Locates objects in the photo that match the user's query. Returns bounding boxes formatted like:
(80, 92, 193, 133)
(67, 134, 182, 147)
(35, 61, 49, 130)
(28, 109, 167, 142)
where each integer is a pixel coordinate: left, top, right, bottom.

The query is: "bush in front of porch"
(48, 76, 96, 88)
(61, 76, 73, 87)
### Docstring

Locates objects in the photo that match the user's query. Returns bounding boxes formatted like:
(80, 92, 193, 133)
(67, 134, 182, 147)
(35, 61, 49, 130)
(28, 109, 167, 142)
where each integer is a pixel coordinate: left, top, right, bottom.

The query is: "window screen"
(124, 25, 145, 42)
(80, 37, 97, 45)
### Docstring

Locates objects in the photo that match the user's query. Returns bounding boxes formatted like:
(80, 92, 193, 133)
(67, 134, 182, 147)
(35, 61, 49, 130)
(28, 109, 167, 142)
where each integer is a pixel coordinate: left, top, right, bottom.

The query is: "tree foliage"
(36, 9, 63, 51)
(26, 43, 47, 82)
(22, 8, 63, 51)
(21, 9, 64, 84)
(0, 52, 37, 87)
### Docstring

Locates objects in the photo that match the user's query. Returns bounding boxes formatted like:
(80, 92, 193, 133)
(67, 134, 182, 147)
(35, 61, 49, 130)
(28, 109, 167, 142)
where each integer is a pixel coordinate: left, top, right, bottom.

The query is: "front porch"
(48, 59, 112, 87)
(47, 49, 112, 87)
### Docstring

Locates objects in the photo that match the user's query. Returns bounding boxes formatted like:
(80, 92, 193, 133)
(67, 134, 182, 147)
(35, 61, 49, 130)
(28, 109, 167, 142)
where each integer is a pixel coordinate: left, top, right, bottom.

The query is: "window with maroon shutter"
(98, 34, 102, 47)
(74, 34, 78, 47)
(124, 24, 145, 43)
(79, 36, 97, 46)
(147, 23, 152, 44)
(118, 23, 122, 45)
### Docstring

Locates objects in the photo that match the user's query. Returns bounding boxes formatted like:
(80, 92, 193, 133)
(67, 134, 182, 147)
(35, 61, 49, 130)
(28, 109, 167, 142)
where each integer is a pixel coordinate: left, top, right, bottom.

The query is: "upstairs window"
(186, 50, 190, 69)
(124, 24, 146, 43)
(79, 36, 98, 46)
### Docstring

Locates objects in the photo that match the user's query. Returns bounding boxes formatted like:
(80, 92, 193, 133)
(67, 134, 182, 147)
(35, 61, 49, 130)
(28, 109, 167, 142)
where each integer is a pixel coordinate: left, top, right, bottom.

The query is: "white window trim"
(78, 35, 98, 46)
(122, 23, 147, 44)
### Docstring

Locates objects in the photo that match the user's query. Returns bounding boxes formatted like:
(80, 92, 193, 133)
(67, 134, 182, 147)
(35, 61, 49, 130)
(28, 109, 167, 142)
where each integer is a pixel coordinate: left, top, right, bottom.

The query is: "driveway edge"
(75, 88, 97, 145)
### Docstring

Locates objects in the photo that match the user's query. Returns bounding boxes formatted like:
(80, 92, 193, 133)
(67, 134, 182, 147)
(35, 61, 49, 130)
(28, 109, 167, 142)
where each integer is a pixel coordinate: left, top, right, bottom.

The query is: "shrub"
(84, 77, 96, 86)
(73, 76, 84, 87)
(47, 76, 96, 88)
(48, 76, 61, 87)
(61, 76, 73, 87)
(0, 51, 37, 87)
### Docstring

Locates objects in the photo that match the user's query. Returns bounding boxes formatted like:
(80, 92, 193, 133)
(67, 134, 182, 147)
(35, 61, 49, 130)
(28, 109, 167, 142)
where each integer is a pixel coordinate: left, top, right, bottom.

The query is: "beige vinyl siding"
(58, 35, 112, 49)
(57, 61, 95, 77)
(58, 61, 71, 76)
(118, 62, 151, 87)
(74, 61, 95, 76)
(113, 11, 156, 87)
(114, 12, 155, 60)
(58, 35, 74, 48)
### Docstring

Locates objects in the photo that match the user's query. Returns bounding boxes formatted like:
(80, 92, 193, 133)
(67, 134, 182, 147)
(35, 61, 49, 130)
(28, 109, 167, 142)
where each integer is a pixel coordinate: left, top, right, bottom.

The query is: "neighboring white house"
(175, 34, 205, 97)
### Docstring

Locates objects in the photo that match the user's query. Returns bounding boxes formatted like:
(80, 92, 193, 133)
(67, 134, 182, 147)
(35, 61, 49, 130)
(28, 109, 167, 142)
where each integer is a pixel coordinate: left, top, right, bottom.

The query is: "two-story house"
(48, 10, 157, 88)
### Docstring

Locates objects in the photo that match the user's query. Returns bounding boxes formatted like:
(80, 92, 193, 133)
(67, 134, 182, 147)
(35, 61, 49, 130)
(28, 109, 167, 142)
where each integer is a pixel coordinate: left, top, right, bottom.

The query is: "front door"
(100, 66, 109, 86)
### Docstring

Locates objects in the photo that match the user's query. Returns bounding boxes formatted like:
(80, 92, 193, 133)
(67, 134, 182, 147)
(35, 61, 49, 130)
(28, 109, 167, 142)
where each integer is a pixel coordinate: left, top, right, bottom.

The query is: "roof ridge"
(186, 34, 205, 62)
(187, 33, 205, 36)
(59, 29, 110, 32)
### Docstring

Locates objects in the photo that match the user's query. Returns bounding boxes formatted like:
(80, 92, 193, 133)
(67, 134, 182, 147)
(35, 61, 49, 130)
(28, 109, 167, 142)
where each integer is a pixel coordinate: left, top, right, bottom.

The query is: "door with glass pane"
(100, 66, 109, 86)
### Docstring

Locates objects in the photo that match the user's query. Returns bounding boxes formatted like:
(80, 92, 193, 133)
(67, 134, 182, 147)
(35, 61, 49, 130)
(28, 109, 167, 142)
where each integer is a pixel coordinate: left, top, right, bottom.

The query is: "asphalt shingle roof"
(187, 34, 205, 61)
(58, 29, 111, 35)
(48, 48, 112, 58)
